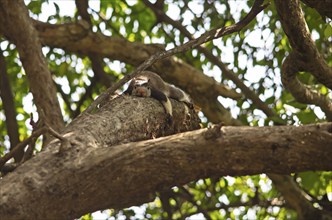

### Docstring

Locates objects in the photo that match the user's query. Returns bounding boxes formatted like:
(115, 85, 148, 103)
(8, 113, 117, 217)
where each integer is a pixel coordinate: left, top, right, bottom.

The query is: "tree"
(0, 0, 331, 219)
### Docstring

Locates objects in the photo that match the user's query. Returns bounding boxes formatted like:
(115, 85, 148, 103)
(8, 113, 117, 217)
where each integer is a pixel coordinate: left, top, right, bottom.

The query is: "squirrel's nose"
(136, 88, 146, 96)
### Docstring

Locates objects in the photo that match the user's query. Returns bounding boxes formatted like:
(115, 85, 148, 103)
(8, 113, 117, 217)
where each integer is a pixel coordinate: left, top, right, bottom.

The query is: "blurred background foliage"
(0, 0, 331, 219)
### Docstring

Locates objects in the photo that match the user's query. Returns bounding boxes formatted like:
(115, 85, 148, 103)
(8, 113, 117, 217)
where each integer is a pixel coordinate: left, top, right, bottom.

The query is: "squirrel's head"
(131, 79, 151, 97)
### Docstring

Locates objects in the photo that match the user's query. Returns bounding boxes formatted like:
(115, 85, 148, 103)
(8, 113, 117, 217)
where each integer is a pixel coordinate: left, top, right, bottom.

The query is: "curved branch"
(282, 52, 332, 120)
(275, 0, 332, 90)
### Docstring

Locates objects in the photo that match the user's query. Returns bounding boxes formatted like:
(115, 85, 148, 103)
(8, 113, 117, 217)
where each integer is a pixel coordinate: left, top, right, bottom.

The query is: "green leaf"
(296, 109, 317, 124)
(299, 172, 319, 188)
(324, 24, 332, 38)
(27, 1, 42, 14)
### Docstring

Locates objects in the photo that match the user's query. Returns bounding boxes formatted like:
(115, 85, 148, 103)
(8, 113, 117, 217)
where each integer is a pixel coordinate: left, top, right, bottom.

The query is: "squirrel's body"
(124, 71, 192, 120)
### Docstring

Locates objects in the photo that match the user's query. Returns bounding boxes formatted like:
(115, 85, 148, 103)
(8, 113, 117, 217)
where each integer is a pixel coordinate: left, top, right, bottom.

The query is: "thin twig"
(44, 121, 67, 141)
(0, 127, 47, 169)
(0, 116, 69, 170)
(21, 140, 36, 163)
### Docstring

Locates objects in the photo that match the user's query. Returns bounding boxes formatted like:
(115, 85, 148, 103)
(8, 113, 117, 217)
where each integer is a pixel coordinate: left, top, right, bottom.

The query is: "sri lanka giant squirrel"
(124, 71, 193, 122)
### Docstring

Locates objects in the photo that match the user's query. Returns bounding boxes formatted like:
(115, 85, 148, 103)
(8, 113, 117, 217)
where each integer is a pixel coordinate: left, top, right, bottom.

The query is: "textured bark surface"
(0, 1, 331, 220)
(301, 0, 332, 19)
(0, 95, 331, 220)
(0, 95, 200, 220)
(274, 1, 332, 219)
(275, 0, 332, 90)
(281, 52, 332, 120)
(32, 20, 242, 125)
(0, 53, 22, 161)
(0, 0, 64, 131)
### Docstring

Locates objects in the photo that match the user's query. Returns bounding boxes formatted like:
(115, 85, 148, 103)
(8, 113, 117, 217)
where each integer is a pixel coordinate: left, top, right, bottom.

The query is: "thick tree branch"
(75, 0, 92, 27)
(0, 0, 64, 134)
(276, 0, 332, 121)
(301, 0, 332, 19)
(275, 0, 332, 90)
(0, 49, 22, 162)
(0, 96, 331, 219)
(158, 190, 173, 219)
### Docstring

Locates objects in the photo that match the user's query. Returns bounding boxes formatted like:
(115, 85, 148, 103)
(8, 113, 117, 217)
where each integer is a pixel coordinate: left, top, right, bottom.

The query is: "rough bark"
(301, 0, 332, 19)
(0, 1, 330, 218)
(275, 0, 332, 122)
(0, 0, 64, 132)
(0, 95, 331, 220)
(272, 2, 332, 218)
(0, 51, 22, 161)
(275, 0, 332, 90)
(281, 52, 332, 120)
